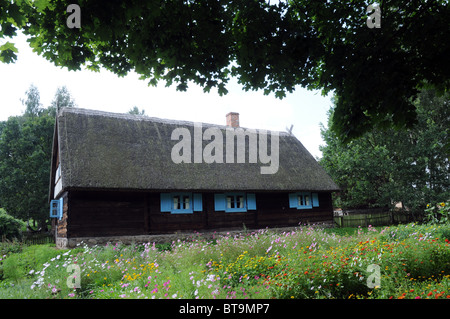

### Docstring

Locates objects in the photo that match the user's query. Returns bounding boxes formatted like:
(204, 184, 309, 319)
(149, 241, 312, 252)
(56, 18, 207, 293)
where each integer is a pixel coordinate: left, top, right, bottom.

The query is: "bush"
(1, 244, 59, 283)
(0, 208, 25, 241)
(425, 201, 450, 224)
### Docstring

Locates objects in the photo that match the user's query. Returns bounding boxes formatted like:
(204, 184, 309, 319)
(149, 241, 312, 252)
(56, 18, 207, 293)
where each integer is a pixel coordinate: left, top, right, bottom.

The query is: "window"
(160, 193, 202, 214)
(173, 195, 190, 210)
(289, 192, 319, 210)
(50, 198, 63, 220)
(214, 193, 256, 212)
(298, 193, 310, 207)
(226, 194, 245, 209)
(226, 193, 246, 212)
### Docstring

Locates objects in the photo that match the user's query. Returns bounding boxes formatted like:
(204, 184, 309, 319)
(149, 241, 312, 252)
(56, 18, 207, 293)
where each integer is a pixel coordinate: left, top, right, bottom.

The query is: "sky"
(0, 32, 334, 159)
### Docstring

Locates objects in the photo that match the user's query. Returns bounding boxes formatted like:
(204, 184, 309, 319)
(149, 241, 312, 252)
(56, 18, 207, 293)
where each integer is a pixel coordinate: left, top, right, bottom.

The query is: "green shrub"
(425, 201, 450, 224)
(0, 209, 25, 241)
(1, 244, 60, 283)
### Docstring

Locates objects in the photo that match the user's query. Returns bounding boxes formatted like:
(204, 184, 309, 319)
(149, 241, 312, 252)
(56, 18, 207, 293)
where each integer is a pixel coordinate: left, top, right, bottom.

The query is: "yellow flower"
(440, 202, 445, 207)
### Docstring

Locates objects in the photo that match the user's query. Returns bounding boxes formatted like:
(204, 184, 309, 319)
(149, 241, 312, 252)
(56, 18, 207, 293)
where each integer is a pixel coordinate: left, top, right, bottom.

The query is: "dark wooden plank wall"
(256, 192, 333, 228)
(68, 191, 146, 237)
(147, 193, 206, 233)
(64, 191, 334, 237)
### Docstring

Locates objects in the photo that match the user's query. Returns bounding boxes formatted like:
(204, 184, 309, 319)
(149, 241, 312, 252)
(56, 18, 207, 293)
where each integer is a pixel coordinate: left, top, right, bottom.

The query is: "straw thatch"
(50, 108, 339, 196)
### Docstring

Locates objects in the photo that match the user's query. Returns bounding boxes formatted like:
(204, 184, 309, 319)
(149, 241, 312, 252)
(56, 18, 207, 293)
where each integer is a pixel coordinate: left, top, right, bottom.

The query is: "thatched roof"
(50, 108, 338, 196)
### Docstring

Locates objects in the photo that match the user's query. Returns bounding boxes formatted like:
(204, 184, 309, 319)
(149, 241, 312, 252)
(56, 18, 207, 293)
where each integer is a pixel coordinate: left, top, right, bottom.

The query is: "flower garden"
(1, 219, 449, 300)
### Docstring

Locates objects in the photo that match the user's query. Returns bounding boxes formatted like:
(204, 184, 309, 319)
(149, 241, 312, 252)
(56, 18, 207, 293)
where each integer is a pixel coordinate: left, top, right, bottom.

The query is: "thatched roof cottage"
(49, 108, 338, 248)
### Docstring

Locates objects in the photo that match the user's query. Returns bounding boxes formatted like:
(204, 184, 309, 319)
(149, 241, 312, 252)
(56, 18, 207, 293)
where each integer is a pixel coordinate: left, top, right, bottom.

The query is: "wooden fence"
(333, 211, 419, 228)
(22, 233, 54, 245)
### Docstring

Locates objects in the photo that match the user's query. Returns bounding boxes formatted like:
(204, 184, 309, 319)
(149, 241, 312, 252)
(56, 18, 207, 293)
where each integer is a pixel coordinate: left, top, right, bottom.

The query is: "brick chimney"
(226, 112, 240, 128)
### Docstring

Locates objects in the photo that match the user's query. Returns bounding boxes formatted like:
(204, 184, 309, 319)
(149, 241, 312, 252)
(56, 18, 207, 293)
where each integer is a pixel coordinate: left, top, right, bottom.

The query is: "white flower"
(194, 289, 198, 296)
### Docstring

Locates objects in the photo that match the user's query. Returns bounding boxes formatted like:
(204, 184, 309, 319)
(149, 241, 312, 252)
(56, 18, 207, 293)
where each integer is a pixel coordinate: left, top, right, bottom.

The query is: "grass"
(0, 222, 449, 299)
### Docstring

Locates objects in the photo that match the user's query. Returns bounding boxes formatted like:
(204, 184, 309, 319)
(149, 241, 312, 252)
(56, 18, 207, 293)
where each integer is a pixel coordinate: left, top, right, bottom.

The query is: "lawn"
(0, 222, 449, 299)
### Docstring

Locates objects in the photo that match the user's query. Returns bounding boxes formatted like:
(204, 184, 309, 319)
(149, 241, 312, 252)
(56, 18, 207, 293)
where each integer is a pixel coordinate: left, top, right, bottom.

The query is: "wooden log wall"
(68, 191, 146, 237)
(63, 190, 334, 238)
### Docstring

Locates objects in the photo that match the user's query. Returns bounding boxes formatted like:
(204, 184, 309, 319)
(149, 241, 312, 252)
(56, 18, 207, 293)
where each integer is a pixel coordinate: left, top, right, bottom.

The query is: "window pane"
(237, 196, 244, 208)
(226, 196, 232, 208)
(226, 196, 236, 208)
(173, 196, 180, 210)
(305, 195, 310, 206)
(298, 195, 303, 206)
(184, 196, 190, 210)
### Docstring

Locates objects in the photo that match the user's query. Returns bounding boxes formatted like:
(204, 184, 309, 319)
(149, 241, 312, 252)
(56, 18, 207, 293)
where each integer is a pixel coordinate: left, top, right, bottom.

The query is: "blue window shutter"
(160, 193, 172, 212)
(58, 198, 63, 220)
(214, 193, 226, 211)
(289, 193, 297, 208)
(312, 193, 319, 207)
(193, 193, 203, 211)
(247, 193, 256, 210)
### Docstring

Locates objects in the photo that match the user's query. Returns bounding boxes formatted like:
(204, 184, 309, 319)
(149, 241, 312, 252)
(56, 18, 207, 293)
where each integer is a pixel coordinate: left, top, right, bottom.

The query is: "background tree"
(320, 89, 450, 214)
(49, 85, 77, 114)
(127, 106, 146, 116)
(21, 84, 42, 118)
(0, 85, 76, 228)
(1, 0, 448, 142)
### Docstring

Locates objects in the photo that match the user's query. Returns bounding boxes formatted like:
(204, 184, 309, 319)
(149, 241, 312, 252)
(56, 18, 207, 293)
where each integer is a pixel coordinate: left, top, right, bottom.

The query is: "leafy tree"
(1, 0, 449, 142)
(21, 84, 42, 118)
(127, 106, 146, 116)
(0, 87, 55, 228)
(50, 85, 77, 113)
(0, 0, 29, 63)
(0, 208, 25, 240)
(320, 89, 449, 213)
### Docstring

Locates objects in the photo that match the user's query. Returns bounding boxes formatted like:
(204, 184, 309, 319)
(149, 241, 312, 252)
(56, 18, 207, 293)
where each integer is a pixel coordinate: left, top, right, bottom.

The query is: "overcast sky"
(0, 32, 334, 159)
